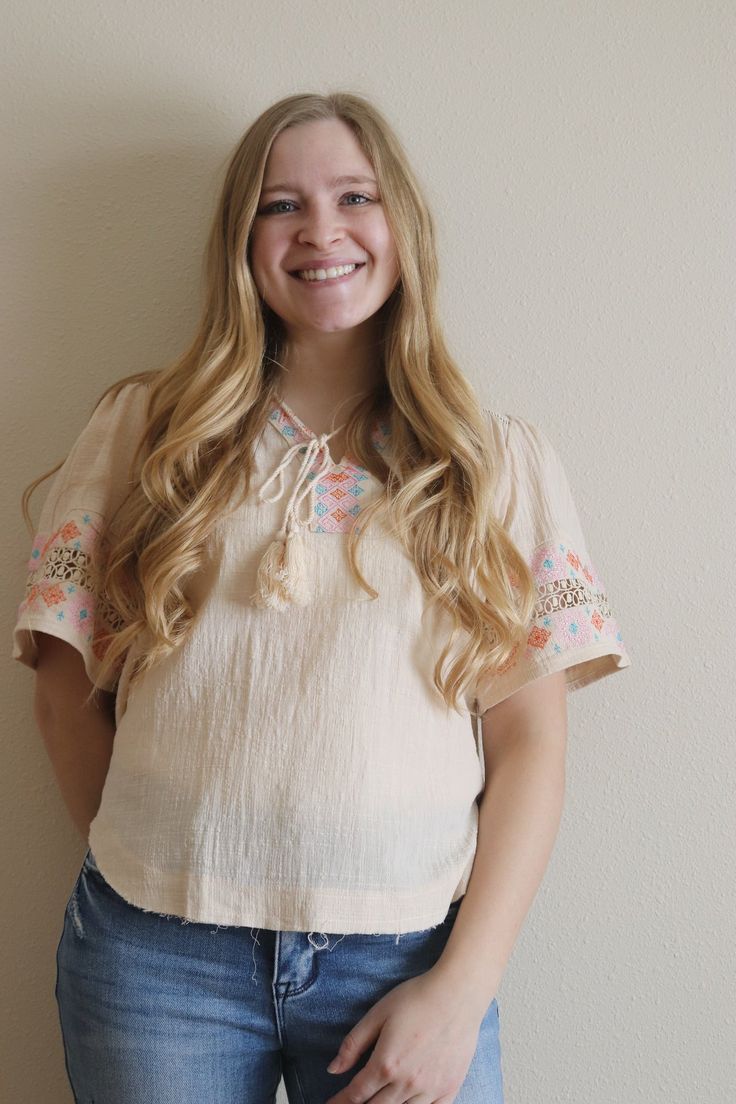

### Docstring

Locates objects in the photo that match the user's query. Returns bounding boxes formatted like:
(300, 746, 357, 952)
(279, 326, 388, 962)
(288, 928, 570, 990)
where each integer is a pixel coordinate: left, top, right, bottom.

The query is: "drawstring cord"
(250, 423, 347, 610)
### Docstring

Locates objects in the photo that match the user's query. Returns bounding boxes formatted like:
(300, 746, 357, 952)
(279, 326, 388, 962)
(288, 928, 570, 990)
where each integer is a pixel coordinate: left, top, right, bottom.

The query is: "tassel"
(250, 522, 312, 609)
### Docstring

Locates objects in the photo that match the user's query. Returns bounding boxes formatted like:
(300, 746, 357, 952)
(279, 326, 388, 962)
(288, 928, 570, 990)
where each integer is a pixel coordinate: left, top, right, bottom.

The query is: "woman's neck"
(276, 339, 385, 434)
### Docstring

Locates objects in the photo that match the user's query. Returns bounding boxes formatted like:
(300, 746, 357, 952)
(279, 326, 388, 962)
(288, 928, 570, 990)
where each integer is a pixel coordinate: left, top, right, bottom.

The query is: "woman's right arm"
(33, 632, 116, 843)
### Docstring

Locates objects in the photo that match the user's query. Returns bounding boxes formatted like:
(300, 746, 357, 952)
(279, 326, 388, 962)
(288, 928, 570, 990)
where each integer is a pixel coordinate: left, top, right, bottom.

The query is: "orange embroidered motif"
(528, 625, 551, 650)
(59, 520, 82, 543)
(40, 584, 66, 608)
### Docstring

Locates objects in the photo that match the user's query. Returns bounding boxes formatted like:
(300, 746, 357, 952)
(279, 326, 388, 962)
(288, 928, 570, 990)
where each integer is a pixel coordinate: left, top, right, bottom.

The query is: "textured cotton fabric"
(12, 381, 631, 933)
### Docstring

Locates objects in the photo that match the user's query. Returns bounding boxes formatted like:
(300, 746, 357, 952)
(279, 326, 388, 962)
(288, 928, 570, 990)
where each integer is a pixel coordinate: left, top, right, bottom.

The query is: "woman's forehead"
(263, 119, 373, 182)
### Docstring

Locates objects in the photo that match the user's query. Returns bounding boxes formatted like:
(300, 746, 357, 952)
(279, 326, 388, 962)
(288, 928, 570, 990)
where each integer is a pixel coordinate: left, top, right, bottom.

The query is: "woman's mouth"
(289, 262, 366, 287)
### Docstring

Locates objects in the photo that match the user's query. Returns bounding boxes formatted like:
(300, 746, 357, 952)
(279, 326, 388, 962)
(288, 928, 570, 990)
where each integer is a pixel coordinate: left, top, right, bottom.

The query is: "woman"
(13, 91, 631, 1103)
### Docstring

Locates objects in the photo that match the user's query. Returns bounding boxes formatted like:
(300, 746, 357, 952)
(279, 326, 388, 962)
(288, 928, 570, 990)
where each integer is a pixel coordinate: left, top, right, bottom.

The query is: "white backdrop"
(2, 2, 733, 1101)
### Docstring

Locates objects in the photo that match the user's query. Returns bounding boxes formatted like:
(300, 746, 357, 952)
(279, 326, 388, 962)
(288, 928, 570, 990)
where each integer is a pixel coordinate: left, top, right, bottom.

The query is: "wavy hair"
(21, 90, 538, 715)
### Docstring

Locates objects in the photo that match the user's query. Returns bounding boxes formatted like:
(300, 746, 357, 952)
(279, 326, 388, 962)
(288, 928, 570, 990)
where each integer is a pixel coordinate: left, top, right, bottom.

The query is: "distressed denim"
(56, 848, 504, 1102)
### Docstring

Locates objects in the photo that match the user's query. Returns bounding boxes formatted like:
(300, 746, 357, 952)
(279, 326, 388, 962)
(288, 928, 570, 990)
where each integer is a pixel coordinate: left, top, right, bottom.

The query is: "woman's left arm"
(432, 667, 568, 1018)
(323, 670, 568, 1103)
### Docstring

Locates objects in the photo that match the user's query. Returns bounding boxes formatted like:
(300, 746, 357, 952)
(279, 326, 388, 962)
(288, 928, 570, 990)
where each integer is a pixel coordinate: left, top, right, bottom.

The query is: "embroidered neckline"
(266, 398, 390, 470)
(251, 400, 391, 606)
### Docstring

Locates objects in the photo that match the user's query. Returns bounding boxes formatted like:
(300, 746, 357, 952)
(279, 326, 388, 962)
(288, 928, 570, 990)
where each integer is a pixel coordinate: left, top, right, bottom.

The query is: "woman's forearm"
(34, 688, 116, 843)
(432, 735, 566, 1019)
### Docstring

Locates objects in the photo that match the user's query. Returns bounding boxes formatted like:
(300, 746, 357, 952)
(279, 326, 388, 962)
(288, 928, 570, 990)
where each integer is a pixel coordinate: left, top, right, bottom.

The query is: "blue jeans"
(56, 848, 504, 1102)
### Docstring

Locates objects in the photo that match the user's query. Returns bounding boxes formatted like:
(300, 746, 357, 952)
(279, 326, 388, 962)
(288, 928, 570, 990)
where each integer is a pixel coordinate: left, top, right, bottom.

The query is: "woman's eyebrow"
(260, 175, 377, 195)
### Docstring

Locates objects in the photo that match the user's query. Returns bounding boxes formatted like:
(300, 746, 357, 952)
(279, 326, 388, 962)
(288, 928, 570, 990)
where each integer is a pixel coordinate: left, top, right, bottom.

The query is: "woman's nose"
(297, 206, 344, 248)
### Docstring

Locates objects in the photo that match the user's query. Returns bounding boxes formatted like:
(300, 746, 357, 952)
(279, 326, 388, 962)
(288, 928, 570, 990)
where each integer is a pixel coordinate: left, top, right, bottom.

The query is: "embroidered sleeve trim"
(17, 510, 124, 672)
(494, 538, 628, 677)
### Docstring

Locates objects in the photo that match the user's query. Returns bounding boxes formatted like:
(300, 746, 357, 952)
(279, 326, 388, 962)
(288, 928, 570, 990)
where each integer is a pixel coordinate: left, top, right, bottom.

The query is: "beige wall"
(3, 2, 732, 1101)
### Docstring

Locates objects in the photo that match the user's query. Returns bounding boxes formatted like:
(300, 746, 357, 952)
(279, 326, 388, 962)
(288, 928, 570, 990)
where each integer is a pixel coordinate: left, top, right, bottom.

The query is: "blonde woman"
(13, 92, 630, 1104)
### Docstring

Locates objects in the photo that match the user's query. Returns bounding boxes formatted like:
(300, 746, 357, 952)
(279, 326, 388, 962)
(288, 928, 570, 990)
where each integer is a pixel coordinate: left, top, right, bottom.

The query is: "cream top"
(12, 381, 631, 933)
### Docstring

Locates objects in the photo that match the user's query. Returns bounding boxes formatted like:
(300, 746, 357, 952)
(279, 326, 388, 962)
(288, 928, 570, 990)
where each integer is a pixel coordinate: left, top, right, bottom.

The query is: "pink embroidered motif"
(498, 539, 627, 674)
(18, 511, 123, 666)
(266, 401, 390, 533)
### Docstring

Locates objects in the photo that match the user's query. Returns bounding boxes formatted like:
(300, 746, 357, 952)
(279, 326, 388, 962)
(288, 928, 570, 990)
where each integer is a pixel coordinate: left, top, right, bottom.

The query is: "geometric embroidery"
(308, 465, 373, 533)
(495, 538, 626, 675)
(40, 541, 96, 590)
(266, 399, 391, 533)
(536, 575, 613, 622)
(18, 510, 124, 667)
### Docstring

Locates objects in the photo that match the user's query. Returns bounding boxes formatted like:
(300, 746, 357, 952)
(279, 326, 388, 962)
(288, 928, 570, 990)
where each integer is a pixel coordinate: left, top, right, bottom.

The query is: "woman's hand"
(323, 965, 487, 1104)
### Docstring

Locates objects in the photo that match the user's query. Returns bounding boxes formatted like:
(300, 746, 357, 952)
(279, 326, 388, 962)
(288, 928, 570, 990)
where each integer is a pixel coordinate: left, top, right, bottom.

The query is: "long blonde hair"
(21, 91, 538, 715)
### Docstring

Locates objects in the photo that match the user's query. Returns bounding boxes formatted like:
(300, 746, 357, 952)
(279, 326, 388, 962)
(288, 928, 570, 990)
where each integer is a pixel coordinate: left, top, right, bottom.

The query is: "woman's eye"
(262, 199, 296, 215)
(258, 192, 373, 215)
(344, 192, 372, 206)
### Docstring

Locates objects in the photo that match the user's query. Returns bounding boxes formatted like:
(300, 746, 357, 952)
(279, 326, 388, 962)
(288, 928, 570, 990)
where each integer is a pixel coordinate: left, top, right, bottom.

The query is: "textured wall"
(2, 2, 733, 1101)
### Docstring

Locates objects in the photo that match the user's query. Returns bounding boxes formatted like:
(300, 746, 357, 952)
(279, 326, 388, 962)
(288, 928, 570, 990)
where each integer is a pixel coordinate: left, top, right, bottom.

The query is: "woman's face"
(249, 118, 400, 337)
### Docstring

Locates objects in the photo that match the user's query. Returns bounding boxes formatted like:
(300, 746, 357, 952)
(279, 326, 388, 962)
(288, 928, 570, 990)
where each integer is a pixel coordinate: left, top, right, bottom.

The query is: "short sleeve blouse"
(11, 388, 631, 933)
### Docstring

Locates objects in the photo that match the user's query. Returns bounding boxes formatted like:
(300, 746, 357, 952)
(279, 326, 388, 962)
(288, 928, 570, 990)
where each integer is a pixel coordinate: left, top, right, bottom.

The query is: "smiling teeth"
(298, 264, 358, 281)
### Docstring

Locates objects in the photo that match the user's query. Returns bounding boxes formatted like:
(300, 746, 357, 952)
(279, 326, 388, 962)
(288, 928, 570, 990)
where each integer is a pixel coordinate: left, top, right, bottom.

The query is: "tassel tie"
(250, 422, 347, 610)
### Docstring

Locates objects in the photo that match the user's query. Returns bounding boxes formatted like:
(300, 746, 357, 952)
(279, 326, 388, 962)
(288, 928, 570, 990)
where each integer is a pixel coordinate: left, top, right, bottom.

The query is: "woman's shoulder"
(479, 406, 561, 461)
(479, 406, 552, 434)
(478, 406, 575, 522)
(67, 374, 154, 459)
(40, 374, 154, 509)
(479, 406, 509, 435)
(89, 373, 155, 423)
(480, 406, 509, 429)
